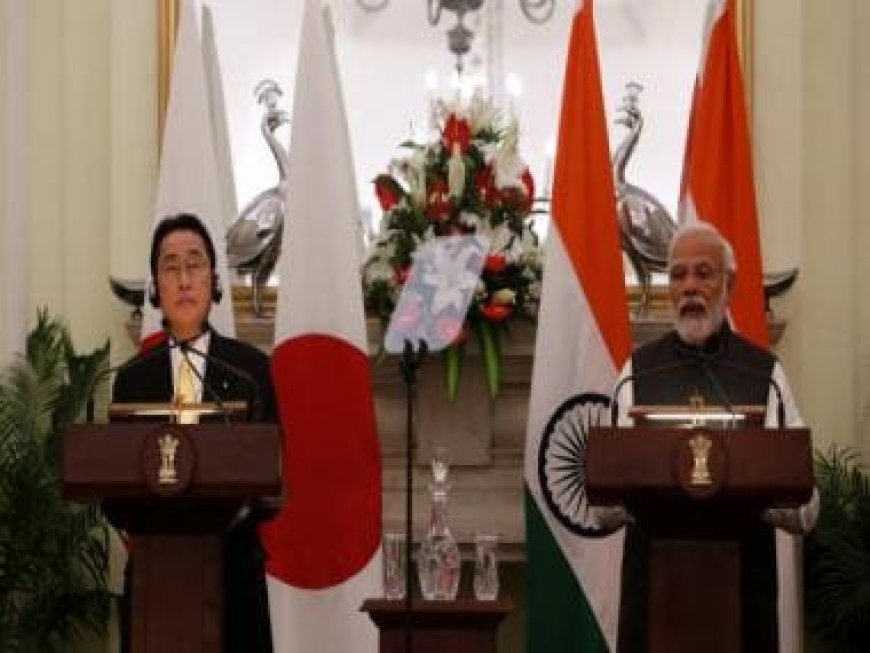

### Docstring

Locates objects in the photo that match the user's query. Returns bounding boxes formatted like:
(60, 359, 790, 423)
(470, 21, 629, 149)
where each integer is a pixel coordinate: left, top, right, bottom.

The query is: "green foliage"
(0, 309, 111, 652)
(363, 97, 543, 400)
(804, 446, 870, 652)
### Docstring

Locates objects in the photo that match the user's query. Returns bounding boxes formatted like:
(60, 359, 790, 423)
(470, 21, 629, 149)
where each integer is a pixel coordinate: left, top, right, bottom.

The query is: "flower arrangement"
(363, 95, 543, 399)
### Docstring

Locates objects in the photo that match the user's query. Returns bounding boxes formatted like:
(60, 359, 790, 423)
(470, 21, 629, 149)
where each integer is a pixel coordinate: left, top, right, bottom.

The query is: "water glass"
(473, 534, 499, 601)
(382, 532, 406, 600)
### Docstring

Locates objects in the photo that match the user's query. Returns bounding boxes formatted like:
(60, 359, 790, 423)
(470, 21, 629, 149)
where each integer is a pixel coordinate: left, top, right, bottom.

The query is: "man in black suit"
(112, 212, 275, 652)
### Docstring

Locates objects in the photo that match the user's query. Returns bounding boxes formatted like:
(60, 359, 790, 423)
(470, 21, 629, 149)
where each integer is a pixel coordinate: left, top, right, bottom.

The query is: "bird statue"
(762, 268, 799, 313)
(612, 82, 677, 317)
(225, 79, 290, 317)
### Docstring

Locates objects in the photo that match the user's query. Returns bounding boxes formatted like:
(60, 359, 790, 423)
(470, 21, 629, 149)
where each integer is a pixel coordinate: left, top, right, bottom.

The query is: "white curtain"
(1, 0, 29, 363)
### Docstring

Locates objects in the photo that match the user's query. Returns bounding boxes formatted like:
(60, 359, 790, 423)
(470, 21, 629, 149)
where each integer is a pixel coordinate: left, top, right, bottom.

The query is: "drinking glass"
(382, 532, 406, 600)
(473, 534, 499, 601)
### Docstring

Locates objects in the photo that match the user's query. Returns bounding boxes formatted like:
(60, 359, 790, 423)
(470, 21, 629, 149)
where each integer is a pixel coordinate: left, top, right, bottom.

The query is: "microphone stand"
(399, 339, 426, 653)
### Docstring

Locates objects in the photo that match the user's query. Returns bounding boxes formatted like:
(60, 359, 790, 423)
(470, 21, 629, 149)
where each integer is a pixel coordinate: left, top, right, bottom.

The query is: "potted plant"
(0, 310, 111, 651)
(803, 445, 870, 652)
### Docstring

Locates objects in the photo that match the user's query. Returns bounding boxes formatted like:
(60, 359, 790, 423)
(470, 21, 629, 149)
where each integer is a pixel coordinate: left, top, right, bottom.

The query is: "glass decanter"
(417, 448, 461, 600)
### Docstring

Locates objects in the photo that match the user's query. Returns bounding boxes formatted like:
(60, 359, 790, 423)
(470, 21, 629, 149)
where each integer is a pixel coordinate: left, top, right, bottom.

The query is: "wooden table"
(361, 598, 513, 653)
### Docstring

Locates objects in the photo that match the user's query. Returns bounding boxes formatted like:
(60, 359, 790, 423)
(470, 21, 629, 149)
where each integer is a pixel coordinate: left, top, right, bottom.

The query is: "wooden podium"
(361, 598, 513, 653)
(586, 425, 813, 653)
(62, 422, 281, 653)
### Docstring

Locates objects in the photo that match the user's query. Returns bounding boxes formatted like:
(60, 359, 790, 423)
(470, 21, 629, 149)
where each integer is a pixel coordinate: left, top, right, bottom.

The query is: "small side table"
(361, 598, 513, 653)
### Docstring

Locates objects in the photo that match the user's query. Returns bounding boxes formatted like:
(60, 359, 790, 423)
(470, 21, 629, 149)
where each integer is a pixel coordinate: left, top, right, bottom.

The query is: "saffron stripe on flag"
(524, 2, 631, 652)
(679, 0, 767, 348)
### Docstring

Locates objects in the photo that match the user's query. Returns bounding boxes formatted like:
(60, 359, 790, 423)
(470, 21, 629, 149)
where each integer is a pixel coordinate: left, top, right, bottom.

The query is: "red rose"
(394, 266, 411, 285)
(426, 178, 452, 222)
(520, 168, 535, 213)
(479, 302, 512, 323)
(484, 254, 507, 274)
(498, 168, 536, 215)
(374, 174, 404, 212)
(442, 113, 471, 153)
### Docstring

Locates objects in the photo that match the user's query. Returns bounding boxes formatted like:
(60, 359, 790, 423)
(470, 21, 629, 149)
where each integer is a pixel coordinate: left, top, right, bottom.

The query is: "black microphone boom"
(673, 341, 786, 430)
(178, 349, 232, 424)
(609, 358, 698, 426)
(179, 341, 262, 422)
(703, 356, 786, 430)
(695, 358, 740, 429)
(88, 334, 181, 421)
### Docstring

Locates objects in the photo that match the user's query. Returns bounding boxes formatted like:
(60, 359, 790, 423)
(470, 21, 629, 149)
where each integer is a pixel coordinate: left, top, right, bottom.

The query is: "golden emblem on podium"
(688, 433, 713, 487)
(157, 432, 180, 485)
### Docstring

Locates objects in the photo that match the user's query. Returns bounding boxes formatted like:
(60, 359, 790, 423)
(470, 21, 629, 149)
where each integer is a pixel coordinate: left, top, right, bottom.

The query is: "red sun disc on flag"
(261, 334, 381, 589)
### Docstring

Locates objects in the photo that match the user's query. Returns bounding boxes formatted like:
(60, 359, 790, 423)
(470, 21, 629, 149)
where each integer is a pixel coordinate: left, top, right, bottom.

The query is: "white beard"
(675, 293, 727, 346)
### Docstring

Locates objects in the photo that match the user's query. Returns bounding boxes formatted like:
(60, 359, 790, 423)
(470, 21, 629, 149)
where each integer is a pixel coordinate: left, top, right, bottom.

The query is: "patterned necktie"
(175, 356, 198, 424)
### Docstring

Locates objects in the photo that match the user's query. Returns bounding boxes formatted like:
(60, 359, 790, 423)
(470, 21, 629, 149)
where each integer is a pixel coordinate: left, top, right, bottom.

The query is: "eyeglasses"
(157, 255, 210, 280)
(668, 262, 724, 285)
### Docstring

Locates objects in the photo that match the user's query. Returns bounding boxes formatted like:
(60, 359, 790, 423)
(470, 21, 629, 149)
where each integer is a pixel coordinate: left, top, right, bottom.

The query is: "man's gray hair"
(668, 220, 737, 273)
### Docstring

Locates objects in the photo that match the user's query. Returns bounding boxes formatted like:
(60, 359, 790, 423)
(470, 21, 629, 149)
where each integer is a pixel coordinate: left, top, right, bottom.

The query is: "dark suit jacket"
(111, 329, 276, 653)
(112, 330, 277, 422)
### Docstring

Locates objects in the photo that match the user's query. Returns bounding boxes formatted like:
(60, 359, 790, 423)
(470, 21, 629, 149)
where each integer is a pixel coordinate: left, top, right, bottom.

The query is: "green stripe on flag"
(525, 487, 609, 653)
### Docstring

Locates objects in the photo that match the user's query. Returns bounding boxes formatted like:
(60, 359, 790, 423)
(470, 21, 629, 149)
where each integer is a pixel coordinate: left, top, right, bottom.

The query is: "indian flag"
(680, 2, 804, 649)
(678, 0, 767, 349)
(524, 1, 631, 651)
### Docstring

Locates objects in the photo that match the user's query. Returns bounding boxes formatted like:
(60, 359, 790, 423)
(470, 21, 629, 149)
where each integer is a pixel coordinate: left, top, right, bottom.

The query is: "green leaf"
(473, 320, 502, 399)
(0, 308, 111, 650)
(443, 345, 462, 402)
(804, 445, 870, 651)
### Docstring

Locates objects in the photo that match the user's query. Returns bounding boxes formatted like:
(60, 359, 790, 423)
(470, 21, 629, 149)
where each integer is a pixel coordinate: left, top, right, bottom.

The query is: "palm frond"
(0, 310, 111, 650)
(804, 445, 870, 651)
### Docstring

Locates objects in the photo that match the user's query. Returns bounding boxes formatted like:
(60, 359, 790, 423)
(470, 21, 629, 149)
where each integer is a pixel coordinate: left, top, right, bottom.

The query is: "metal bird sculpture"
(612, 82, 677, 316)
(225, 79, 290, 316)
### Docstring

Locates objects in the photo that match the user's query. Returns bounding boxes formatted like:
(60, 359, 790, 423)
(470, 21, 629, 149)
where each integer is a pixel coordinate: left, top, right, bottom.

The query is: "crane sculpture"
(225, 79, 290, 316)
(612, 82, 677, 316)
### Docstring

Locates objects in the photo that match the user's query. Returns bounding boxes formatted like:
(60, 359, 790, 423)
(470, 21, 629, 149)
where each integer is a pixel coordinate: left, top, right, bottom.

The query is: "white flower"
(468, 92, 500, 133)
(447, 144, 466, 199)
(365, 259, 395, 284)
(458, 210, 481, 229)
(430, 98, 451, 130)
(408, 149, 428, 209)
(489, 223, 517, 253)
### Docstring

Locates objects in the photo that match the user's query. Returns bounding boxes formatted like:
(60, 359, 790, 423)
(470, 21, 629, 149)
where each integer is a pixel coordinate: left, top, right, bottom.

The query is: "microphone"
(178, 338, 262, 422)
(92, 329, 210, 422)
(609, 357, 699, 426)
(673, 340, 786, 430)
(89, 332, 178, 421)
(177, 348, 231, 424)
(694, 356, 740, 429)
(704, 356, 785, 430)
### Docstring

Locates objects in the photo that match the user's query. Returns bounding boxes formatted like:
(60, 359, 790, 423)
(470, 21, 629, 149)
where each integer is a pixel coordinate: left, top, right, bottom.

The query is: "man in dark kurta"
(611, 221, 818, 652)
